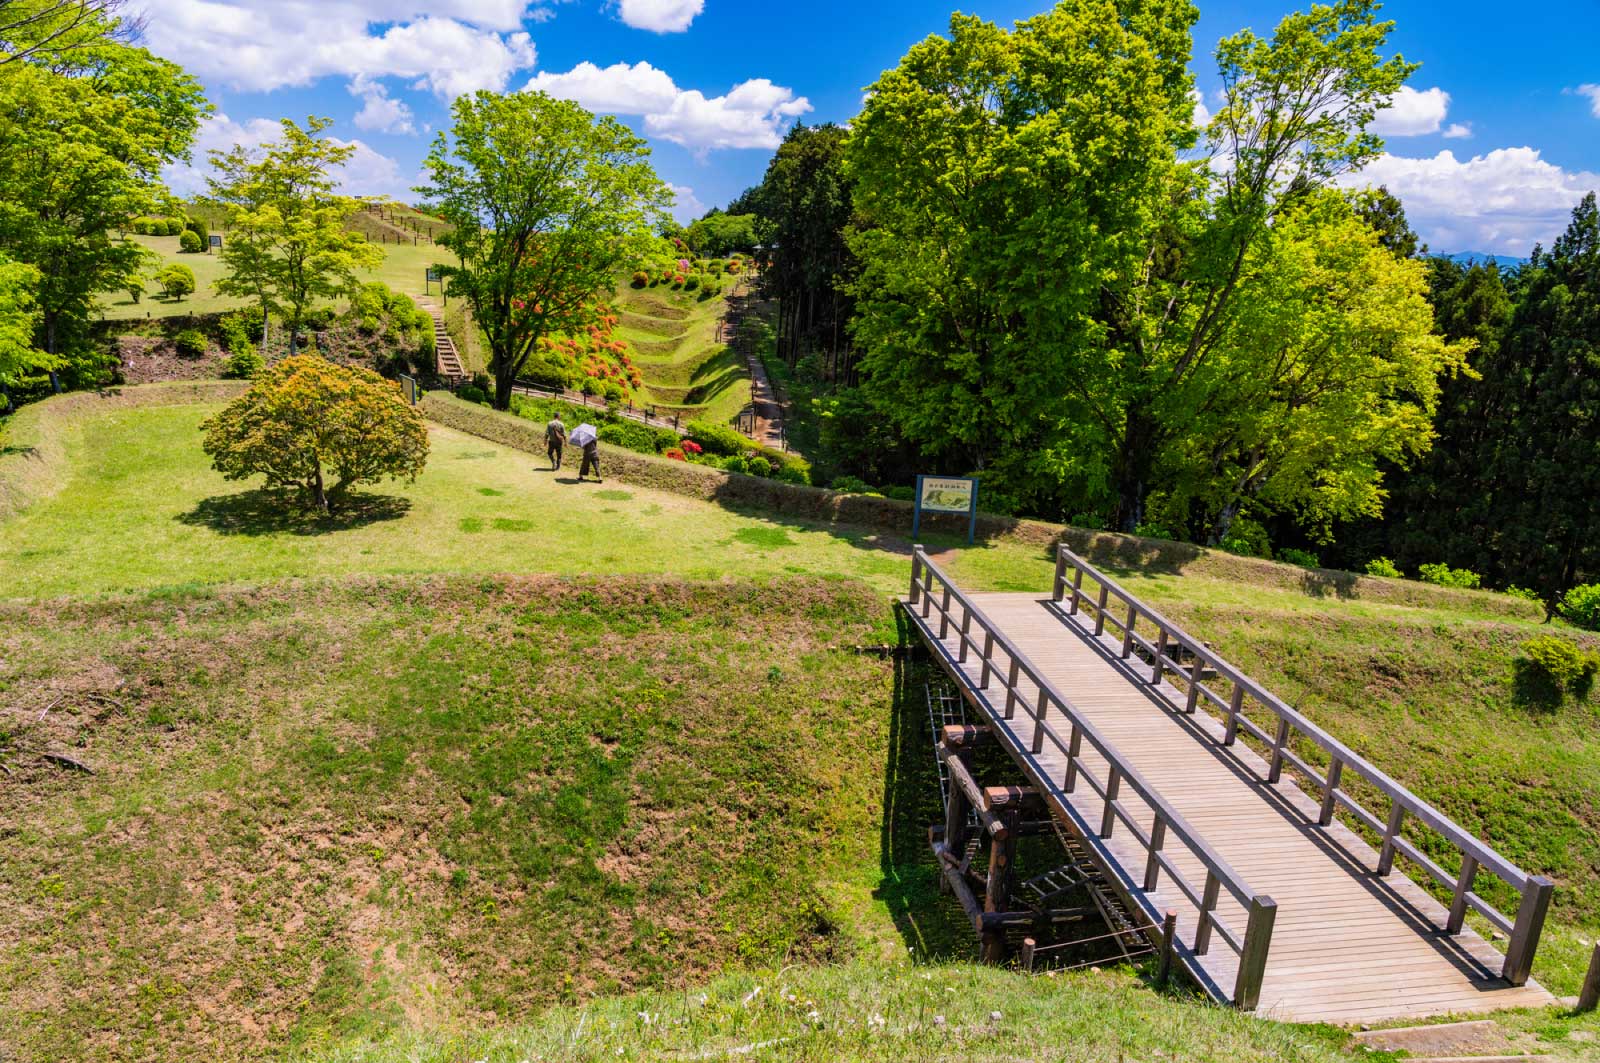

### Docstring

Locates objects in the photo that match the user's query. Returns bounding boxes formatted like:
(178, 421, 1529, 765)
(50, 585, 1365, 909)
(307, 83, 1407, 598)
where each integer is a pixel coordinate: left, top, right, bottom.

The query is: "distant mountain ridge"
(1441, 251, 1528, 268)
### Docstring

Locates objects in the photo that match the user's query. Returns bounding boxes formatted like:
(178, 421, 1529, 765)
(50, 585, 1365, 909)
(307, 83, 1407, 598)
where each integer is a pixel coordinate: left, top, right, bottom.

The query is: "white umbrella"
(568, 423, 597, 447)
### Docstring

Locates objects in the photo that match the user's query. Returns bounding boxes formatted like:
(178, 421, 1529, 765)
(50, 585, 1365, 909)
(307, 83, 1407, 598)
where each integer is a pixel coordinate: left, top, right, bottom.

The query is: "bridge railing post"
(1233, 895, 1277, 1011)
(1501, 876, 1554, 986)
(1052, 546, 1068, 602)
(909, 546, 924, 606)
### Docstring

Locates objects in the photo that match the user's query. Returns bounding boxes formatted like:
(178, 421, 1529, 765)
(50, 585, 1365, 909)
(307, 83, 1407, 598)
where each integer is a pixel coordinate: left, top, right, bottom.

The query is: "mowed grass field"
(3, 395, 1600, 1061)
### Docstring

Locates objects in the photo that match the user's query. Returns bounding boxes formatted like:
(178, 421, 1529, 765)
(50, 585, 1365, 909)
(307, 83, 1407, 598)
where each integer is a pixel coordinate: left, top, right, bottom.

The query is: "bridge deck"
(908, 588, 1552, 1024)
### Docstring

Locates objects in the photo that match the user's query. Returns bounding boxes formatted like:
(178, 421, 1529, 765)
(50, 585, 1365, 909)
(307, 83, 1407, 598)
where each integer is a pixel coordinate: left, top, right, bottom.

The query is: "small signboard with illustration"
(913, 475, 979, 544)
(399, 374, 419, 406)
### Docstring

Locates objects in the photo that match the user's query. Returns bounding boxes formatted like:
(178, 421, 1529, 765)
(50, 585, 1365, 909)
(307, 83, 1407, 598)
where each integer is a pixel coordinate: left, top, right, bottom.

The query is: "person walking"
(570, 422, 601, 483)
(545, 413, 566, 471)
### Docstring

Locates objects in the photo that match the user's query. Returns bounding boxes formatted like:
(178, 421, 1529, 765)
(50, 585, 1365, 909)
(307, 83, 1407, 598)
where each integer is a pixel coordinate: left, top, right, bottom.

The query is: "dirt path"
(720, 284, 786, 451)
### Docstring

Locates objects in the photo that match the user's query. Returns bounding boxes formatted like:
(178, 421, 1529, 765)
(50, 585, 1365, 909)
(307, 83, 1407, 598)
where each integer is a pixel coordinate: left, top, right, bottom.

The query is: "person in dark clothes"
(578, 437, 602, 483)
(545, 415, 566, 470)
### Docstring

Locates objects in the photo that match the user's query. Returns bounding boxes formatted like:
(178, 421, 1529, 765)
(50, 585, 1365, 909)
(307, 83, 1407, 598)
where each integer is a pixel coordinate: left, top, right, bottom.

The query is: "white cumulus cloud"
(349, 75, 416, 135)
(1371, 85, 1450, 137)
(162, 112, 412, 200)
(137, 2, 537, 97)
(668, 183, 704, 222)
(1441, 123, 1472, 139)
(1343, 147, 1600, 255)
(1572, 84, 1600, 118)
(617, 0, 703, 33)
(526, 61, 810, 152)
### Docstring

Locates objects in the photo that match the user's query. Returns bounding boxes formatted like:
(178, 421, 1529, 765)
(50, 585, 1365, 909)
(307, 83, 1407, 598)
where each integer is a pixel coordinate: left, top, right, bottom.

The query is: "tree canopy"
(418, 90, 671, 409)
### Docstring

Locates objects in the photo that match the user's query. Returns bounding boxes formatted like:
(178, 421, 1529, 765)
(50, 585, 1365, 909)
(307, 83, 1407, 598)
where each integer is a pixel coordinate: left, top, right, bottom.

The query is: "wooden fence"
(909, 547, 1279, 1009)
(1051, 545, 1553, 986)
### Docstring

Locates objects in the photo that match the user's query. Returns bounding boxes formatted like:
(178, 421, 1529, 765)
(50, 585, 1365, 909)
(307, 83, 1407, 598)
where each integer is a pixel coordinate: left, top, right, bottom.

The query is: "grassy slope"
(614, 282, 751, 425)
(98, 236, 445, 320)
(0, 578, 899, 1060)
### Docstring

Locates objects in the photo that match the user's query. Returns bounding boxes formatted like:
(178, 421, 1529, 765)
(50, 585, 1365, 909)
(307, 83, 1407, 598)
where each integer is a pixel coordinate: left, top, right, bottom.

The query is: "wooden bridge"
(903, 546, 1555, 1024)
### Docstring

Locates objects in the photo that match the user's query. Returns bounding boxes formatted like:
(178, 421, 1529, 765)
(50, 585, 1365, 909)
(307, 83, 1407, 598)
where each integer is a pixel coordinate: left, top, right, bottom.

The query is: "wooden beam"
(940, 723, 994, 749)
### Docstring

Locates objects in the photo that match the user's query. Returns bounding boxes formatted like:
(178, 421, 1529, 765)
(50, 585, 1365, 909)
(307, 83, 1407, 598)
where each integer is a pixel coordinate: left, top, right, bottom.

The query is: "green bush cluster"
(686, 419, 748, 457)
(1364, 557, 1402, 578)
(1505, 586, 1543, 604)
(157, 263, 195, 301)
(220, 347, 263, 379)
(631, 270, 649, 288)
(1516, 635, 1598, 705)
(1219, 516, 1272, 559)
(172, 329, 207, 358)
(131, 216, 186, 236)
(457, 384, 491, 405)
(1418, 563, 1481, 589)
(1558, 584, 1600, 631)
(1276, 548, 1320, 569)
(218, 307, 264, 354)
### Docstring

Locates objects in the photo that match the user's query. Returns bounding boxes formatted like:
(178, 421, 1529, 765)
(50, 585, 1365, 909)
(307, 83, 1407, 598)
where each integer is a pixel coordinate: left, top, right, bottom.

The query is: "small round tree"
(201, 354, 429, 513)
(158, 263, 195, 301)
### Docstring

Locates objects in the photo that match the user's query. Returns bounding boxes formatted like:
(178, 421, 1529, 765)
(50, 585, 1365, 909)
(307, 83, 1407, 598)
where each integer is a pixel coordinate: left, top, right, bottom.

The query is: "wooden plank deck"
(905, 588, 1553, 1024)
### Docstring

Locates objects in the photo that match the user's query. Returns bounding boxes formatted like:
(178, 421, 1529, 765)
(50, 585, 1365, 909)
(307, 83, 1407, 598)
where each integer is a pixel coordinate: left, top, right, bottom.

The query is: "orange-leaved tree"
(201, 354, 429, 512)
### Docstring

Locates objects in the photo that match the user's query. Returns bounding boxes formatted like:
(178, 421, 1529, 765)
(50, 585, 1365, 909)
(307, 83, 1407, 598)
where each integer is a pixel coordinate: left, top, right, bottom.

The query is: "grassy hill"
(3, 387, 1599, 1061)
(612, 282, 750, 424)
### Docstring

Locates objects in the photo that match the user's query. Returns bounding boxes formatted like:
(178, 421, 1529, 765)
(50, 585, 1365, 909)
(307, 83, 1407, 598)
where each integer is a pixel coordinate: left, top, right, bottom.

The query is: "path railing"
(1051, 546, 1553, 986)
(504, 379, 687, 435)
(909, 547, 1279, 1009)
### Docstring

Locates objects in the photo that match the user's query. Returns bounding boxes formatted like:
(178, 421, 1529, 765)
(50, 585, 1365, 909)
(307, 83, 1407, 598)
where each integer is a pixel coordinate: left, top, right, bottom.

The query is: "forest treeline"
(726, 0, 1598, 607)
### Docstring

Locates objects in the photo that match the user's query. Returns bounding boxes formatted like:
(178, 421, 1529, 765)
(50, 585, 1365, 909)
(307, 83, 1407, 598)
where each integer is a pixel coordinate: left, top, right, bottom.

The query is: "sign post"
(399, 374, 419, 406)
(912, 475, 980, 545)
(425, 267, 444, 304)
(208, 233, 222, 253)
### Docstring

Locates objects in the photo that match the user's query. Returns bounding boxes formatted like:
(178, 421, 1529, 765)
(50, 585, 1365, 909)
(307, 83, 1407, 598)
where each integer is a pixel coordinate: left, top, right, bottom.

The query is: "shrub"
(218, 307, 264, 353)
(683, 274, 702, 291)
(1365, 557, 1402, 579)
(178, 229, 202, 253)
(1276, 548, 1320, 569)
(1559, 584, 1600, 631)
(631, 270, 649, 287)
(663, 447, 687, 461)
(686, 419, 747, 457)
(1515, 635, 1598, 706)
(125, 275, 145, 304)
(884, 485, 915, 502)
(1418, 563, 1481, 589)
(597, 420, 679, 454)
(184, 216, 209, 244)
(603, 381, 625, 402)
(719, 454, 750, 476)
(220, 346, 264, 379)
(157, 263, 196, 301)
(201, 354, 429, 513)
(1504, 586, 1543, 605)
(1219, 516, 1271, 559)
(164, 217, 184, 236)
(746, 456, 773, 478)
(830, 475, 873, 494)
(773, 463, 809, 486)
(457, 384, 490, 405)
(173, 328, 208, 358)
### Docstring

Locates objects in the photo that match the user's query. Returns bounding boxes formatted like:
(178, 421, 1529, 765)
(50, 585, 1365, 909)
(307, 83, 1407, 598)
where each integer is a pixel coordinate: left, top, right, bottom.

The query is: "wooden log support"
(1501, 876, 1554, 986)
(981, 806, 1021, 964)
(1157, 909, 1178, 987)
(1577, 941, 1600, 1012)
(1020, 937, 1037, 973)
(940, 723, 993, 750)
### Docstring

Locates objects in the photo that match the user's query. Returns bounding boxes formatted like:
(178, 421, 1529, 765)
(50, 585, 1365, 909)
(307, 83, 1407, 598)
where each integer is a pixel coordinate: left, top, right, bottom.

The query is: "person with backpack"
(545, 414, 567, 471)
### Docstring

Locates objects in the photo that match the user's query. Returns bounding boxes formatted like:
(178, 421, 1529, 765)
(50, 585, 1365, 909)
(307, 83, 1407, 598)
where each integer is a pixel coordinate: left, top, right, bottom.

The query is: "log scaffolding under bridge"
(901, 546, 1555, 1024)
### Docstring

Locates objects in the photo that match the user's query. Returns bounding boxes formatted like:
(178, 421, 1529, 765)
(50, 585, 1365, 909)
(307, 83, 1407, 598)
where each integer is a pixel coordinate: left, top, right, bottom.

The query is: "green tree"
(0, 10, 207, 392)
(685, 209, 760, 256)
(157, 262, 194, 301)
(0, 252, 45, 395)
(846, 1, 1200, 514)
(0, 0, 139, 67)
(418, 90, 671, 409)
(207, 117, 384, 355)
(200, 354, 429, 513)
(1353, 185, 1424, 258)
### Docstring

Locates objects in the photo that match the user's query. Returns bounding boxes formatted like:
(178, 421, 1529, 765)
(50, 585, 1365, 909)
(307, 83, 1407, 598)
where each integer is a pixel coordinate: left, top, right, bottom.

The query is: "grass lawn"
(615, 283, 751, 425)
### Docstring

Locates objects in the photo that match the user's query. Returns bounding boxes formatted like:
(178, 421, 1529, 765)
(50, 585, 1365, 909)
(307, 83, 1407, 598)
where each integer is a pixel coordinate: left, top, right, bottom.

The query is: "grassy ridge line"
(420, 393, 1541, 621)
(0, 381, 247, 522)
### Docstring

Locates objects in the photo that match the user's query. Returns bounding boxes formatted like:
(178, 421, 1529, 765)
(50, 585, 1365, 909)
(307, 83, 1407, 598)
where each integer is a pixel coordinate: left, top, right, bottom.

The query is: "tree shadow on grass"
(176, 488, 412, 536)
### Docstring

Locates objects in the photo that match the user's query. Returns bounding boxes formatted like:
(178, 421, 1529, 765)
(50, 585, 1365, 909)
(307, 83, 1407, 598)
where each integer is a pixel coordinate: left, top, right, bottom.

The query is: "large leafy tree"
(846, 1, 1199, 514)
(0, 6, 206, 391)
(0, 253, 42, 401)
(201, 354, 429, 513)
(418, 90, 671, 410)
(0, 0, 140, 67)
(207, 117, 384, 355)
(685, 209, 759, 256)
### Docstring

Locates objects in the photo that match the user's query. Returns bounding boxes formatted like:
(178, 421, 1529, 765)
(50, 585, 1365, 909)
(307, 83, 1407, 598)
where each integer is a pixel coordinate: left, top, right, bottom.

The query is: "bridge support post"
(1578, 941, 1600, 1011)
(1233, 895, 1277, 1011)
(1501, 876, 1554, 986)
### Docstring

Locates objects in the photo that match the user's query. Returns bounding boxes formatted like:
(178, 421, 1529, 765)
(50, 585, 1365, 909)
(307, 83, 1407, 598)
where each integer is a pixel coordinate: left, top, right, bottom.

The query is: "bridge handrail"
(909, 546, 1278, 1009)
(1052, 545, 1553, 986)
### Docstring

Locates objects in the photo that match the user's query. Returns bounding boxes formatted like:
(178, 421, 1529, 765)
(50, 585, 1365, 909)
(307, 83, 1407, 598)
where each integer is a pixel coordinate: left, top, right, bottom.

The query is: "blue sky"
(144, 1, 1599, 255)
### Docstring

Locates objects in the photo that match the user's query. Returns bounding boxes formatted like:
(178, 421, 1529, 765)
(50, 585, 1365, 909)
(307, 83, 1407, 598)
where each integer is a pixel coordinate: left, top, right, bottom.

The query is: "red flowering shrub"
(664, 447, 687, 461)
(682, 439, 703, 455)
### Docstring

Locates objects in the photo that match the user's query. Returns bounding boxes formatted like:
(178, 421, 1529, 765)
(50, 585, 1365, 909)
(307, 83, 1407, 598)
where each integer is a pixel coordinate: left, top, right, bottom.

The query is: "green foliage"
(830, 475, 873, 494)
(156, 263, 196, 301)
(163, 217, 184, 236)
(183, 215, 209, 244)
(456, 384, 490, 405)
(218, 307, 264, 354)
(1558, 584, 1600, 632)
(1219, 516, 1271, 559)
(0, 252, 45, 387)
(1515, 635, 1598, 707)
(172, 328, 207, 358)
(178, 229, 202, 253)
(1418, 563, 1481, 589)
(207, 116, 384, 350)
(684, 210, 759, 256)
(1276, 548, 1321, 569)
(201, 354, 429, 512)
(682, 273, 701, 291)
(220, 346, 263, 379)
(1365, 557, 1403, 579)
(1504, 586, 1543, 605)
(419, 90, 671, 408)
(630, 270, 648, 287)
(685, 418, 747, 457)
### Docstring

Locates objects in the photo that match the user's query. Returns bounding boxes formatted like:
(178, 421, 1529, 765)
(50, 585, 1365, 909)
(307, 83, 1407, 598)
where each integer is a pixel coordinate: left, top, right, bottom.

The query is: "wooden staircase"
(424, 306, 465, 383)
